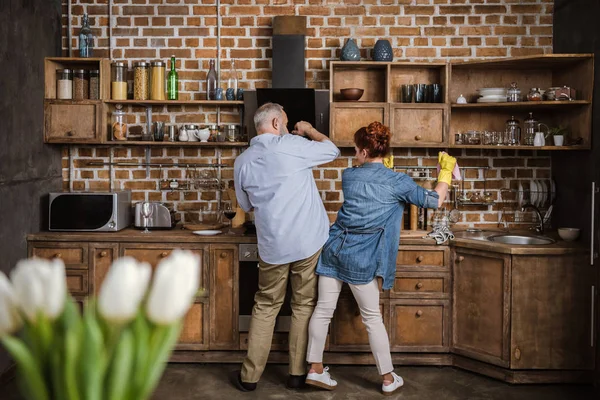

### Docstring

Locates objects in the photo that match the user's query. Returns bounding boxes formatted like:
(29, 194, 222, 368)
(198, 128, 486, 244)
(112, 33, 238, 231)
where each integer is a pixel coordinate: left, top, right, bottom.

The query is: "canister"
(133, 61, 149, 100)
(111, 62, 127, 100)
(150, 61, 165, 100)
(89, 69, 100, 100)
(56, 69, 72, 99)
(73, 69, 89, 100)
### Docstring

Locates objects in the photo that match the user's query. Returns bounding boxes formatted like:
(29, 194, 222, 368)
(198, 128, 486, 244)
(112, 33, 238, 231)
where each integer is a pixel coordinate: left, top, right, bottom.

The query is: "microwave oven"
(49, 191, 132, 231)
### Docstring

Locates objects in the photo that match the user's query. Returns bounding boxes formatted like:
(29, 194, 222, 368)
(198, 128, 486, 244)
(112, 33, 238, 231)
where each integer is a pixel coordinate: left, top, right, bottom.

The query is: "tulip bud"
(10, 258, 67, 322)
(0, 272, 22, 335)
(146, 250, 200, 325)
(98, 257, 151, 323)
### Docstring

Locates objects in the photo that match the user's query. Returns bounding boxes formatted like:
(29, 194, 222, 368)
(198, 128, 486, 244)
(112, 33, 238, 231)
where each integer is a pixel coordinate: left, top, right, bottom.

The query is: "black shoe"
(231, 370, 257, 392)
(286, 374, 307, 390)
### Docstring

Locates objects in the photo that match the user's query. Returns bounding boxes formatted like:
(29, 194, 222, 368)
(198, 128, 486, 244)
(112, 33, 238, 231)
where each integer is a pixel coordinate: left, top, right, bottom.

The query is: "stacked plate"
(476, 88, 507, 103)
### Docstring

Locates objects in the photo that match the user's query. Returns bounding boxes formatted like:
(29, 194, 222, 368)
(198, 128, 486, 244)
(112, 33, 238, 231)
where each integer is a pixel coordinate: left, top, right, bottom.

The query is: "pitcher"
(533, 123, 550, 147)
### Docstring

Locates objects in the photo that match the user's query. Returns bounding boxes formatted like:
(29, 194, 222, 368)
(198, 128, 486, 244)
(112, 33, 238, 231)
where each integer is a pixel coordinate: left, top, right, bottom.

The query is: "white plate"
(518, 181, 524, 208)
(192, 230, 222, 236)
(539, 180, 548, 207)
(477, 88, 507, 96)
(477, 97, 507, 103)
(478, 94, 507, 100)
(550, 179, 556, 203)
(530, 180, 538, 206)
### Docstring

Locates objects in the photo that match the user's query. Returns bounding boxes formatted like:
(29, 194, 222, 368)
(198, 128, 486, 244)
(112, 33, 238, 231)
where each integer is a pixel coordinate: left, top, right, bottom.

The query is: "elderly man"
(233, 102, 340, 391)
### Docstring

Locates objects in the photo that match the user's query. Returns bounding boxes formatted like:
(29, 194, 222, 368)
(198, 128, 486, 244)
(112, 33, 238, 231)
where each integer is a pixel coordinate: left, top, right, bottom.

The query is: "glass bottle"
(523, 112, 538, 146)
(206, 59, 217, 100)
(167, 56, 179, 100)
(226, 59, 238, 101)
(79, 13, 94, 58)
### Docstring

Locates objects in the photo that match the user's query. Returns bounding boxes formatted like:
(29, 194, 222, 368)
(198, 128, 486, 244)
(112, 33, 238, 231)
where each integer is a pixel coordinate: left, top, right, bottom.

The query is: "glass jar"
(465, 130, 481, 145)
(133, 61, 149, 100)
(224, 124, 240, 142)
(89, 69, 99, 100)
(527, 87, 542, 101)
(111, 62, 127, 100)
(73, 69, 89, 100)
(208, 124, 218, 141)
(111, 104, 127, 141)
(505, 116, 521, 146)
(523, 112, 537, 146)
(150, 61, 165, 100)
(56, 69, 72, 99)
(507, 82, 521, 102)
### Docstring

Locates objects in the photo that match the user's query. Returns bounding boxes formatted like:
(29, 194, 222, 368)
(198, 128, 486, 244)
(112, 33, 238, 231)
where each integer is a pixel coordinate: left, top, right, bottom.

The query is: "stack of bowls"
(477, 88, 507, 103)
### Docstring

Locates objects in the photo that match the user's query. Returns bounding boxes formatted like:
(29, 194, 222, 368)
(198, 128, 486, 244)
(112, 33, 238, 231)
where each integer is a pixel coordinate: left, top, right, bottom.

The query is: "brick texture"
(62, 0, 554, 228)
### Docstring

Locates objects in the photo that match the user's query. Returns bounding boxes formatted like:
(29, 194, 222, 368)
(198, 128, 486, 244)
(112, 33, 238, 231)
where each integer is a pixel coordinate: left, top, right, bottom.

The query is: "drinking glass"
(141, 201, 153, 234)
(414, 84, 427, 103)
(222, 203, 237, 234)
(400, 84, 413, 103)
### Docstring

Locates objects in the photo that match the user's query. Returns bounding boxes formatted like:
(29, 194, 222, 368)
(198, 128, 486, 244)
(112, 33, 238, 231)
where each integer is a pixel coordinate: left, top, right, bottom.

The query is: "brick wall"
(61, 0, 554, 228)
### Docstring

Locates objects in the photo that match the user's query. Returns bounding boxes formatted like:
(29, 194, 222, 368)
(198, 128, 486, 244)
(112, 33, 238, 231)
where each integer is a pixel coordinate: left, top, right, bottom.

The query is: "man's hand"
(292, 121, 314, 137)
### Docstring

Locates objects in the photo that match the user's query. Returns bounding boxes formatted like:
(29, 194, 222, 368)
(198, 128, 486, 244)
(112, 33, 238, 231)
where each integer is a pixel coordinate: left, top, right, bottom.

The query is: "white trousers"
(306, 276, 394, 375)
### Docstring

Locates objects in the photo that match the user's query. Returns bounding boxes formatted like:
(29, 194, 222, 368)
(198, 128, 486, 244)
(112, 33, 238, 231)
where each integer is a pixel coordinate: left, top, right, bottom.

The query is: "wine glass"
(222, 203, 237, 234)
(141, 201, 153, 234)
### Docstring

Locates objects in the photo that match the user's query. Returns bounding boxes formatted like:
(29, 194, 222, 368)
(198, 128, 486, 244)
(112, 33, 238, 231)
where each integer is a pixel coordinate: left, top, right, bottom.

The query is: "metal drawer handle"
(416, 282, 423, 289)
(457, 256, 465, 262)
(53, 253, 62, 259)
(160, 251, 169, 258)
(99, 251, 108, 258)
(416, 310, 423, 317)
(416, 255, 424, 262)
(220, 252, 228, 259)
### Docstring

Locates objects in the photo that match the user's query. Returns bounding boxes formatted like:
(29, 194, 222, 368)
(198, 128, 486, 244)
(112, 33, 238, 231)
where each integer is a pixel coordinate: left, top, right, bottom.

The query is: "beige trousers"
(306, 276, 394, 375)
(241, 249, 321, 383)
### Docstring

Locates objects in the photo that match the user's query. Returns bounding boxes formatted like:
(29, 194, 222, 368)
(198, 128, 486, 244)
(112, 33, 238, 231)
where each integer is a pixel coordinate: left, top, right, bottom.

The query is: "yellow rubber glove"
(437, 151, 457, 186)
(383, 154, 393, 169)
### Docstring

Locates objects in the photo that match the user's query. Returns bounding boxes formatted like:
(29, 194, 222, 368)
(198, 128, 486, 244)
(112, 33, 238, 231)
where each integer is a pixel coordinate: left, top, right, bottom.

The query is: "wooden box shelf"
(44, 57, 110, 101)
(330, 61, 388, 103)
(389, 62, 448, 103)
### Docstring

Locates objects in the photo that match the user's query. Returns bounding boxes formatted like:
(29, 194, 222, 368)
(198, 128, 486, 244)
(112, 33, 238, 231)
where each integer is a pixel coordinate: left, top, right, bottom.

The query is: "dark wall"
(0, 0, 63, 374)
(553, 0, 600, 390)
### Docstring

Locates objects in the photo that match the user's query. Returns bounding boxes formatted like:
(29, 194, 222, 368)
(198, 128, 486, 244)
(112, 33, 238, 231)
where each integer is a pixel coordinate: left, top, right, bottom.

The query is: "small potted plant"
(549, 125, 568, 146)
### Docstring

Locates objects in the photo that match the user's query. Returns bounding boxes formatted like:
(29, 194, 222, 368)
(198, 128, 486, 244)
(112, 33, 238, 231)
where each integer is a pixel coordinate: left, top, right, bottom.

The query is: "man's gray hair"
(254, 102, 284, 132)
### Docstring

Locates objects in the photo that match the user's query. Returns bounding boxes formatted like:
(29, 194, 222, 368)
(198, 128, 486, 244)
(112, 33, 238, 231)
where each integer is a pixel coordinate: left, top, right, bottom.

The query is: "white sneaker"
(382, 372, 404, 396)
(305, 366, 337, 391)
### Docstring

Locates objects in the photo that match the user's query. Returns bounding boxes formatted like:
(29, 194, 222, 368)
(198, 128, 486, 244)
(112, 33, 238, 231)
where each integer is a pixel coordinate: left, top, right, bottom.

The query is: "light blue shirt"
(234, 133, 340, 264)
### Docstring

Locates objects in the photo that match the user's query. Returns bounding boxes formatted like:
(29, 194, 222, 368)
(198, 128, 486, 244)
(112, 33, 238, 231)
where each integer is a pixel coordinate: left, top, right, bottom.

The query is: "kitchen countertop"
(27, 228, 587, 255)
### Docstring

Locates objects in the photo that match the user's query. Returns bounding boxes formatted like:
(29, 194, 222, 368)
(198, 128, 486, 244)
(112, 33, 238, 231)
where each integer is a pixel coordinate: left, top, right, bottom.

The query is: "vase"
(340, 38, 360, 61)
(373, 39, 393, 61)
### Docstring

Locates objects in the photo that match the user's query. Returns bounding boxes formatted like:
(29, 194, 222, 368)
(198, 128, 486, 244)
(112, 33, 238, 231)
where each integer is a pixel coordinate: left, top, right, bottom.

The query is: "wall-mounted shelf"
(450, 100, 590, 108)
(105, 100, 243, 106)
(448, 145, 587, 150)
(106, 141, 248, 147)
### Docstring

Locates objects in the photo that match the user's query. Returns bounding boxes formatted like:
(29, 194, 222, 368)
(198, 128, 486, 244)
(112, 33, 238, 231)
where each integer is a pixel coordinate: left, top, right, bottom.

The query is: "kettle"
(533, 123, 550, 147)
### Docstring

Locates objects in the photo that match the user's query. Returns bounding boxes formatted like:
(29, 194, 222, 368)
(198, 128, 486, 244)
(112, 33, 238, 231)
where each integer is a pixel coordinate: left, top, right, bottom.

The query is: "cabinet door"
(44, 100, 103, 143)
(452, 249, 511, 367)
(89, 243, 118, 295)
(389, 105, 446, 146)
(330, 103, 388, 147)
(511, 254, 595, 370)
(178, 301, 209, 350)
(389, 299, 449, 352)
(329, 295, 388, 352)
(209, 245, 239, 350)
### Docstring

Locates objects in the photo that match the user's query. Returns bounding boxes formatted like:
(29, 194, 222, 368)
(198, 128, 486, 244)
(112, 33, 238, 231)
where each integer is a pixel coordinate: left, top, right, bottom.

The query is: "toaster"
(134, 202, 175, 229)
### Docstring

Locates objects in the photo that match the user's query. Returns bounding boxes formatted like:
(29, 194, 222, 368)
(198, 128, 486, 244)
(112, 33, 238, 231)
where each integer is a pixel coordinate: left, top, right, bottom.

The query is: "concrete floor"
(1, 364, 598, 399)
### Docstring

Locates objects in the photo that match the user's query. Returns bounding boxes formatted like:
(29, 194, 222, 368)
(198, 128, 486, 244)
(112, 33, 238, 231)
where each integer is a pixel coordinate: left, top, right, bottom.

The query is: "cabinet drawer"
(391, 272, 449, 299)
(66, 270, 89, 296)
(330, 103, 388, 146)
(389, 105, 445, 146)
(397, 250, 445, 267)
(329, 298, 387, 352)
(44, 101, 103, 143)
(390, 300, 449, 352)
(30, 242, 88, 269)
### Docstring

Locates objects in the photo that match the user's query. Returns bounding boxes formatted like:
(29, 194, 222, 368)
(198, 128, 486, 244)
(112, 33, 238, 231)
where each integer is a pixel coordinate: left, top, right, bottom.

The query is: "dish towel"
(424, 225, 455, 245)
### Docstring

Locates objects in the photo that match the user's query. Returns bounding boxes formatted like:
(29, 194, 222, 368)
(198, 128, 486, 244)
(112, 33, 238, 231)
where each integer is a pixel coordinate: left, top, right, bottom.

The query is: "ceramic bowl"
(195, 128, 211, 142)
(340, 88, 364, 101)
(558, 228, 580, 241)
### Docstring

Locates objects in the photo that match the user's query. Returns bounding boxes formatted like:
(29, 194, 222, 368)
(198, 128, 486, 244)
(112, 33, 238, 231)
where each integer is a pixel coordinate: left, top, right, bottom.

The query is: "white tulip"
(146, 250, 200, 325)
(98, 256, 151, 323)
(0, 272, 22, 335)
(10, 258, 67, 322)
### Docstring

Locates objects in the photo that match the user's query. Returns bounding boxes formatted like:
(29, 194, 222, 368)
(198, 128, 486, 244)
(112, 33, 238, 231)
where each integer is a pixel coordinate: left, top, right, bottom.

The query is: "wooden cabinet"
(391, 271, 450, 299)
(89, 243, 117, 295)
(330, 103, 388, 147)
(209, 244, 239, 350)
(389, 105, 447, 146)
(390, 299, 450, 352)
(452, 248, 596, 371)
(44, 100, 105, 143)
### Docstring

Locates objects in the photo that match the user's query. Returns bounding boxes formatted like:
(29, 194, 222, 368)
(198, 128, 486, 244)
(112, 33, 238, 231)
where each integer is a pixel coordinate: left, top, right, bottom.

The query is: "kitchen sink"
(487, 234, 555, 245)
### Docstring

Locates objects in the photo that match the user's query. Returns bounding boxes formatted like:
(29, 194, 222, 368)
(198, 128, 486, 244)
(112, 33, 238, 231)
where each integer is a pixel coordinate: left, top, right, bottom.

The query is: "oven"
(238, 244, 292, 332)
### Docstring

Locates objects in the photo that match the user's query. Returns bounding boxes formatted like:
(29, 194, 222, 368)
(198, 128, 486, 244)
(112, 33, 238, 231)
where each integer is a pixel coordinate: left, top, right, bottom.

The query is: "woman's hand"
(437, 152, 457, 186)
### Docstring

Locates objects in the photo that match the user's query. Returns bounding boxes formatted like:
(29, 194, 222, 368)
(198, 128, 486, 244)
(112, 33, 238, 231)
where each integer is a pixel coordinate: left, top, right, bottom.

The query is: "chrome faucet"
(521, 203, 544, 234)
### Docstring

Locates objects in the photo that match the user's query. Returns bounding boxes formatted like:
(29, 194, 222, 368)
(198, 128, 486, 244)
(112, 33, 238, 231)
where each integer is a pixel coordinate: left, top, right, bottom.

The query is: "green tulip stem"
(106, 328, 134, 400)
(1, 336, 50, 400)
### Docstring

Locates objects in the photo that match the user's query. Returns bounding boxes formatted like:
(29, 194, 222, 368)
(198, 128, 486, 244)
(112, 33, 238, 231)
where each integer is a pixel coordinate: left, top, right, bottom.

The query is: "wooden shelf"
(448, 145, 588, 150)
(46, 57, 106, 63)
(389, 103, 447, 109)
(106, 141, 248, 147)
(104, 100, 243, 106)
(44, 99, 103, 105)
(451, 101, 590, 108)
(451, 54, 594, 69)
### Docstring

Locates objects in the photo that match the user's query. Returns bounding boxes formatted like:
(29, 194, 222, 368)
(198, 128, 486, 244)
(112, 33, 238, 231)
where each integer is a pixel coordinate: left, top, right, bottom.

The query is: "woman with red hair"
(304, 122, 456, 395)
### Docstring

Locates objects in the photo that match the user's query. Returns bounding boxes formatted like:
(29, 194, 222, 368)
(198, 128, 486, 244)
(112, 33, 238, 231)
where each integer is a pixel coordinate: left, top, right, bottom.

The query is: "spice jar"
(111, 104, 127, 141)
(527, 87, 542, 101)
(150, 61, 165, 100)
(133, 61, 149, 100)
(111, 62, 127, 100)
(507, 82, 521, 102)
(56, 69, 72, 99)
(89, 69, 99, 100)
(73, 69, 89, 100)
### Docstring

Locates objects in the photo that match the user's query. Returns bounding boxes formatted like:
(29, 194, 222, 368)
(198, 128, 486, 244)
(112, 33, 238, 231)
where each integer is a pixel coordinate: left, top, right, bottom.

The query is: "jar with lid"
(523, 112, 537, 146)
(56, 69, 72, 99)
(150, 61, 165, 100)
(208, 124, 218, 141)
(111, 62, 127, 100)
(73, 69, 89, 100)
(507, 82, 521, 102)
(89, 69, 99, 100)
(505, 116, 521, 146)
(133, 62, 149, 100)
(225, 124, 240, 142)
(527, 87, 542, 101)
(111, 104, 127, 141)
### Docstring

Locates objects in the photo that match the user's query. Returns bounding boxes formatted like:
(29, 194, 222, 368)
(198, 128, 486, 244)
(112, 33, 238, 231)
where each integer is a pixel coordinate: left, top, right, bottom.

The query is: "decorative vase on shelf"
(340, 38, 360, 61)
(373, 39, 393, 61)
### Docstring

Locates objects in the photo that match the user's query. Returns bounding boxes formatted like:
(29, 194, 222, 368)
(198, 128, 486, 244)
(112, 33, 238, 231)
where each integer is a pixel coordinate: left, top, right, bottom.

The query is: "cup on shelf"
(432, 84, 443, 103)
(400, 84, 413, 103)
(414, 84, 427, 103)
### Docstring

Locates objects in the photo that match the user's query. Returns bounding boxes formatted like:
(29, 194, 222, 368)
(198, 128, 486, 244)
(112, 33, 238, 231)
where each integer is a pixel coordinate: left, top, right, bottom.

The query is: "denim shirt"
(316, 163, 440, 290)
